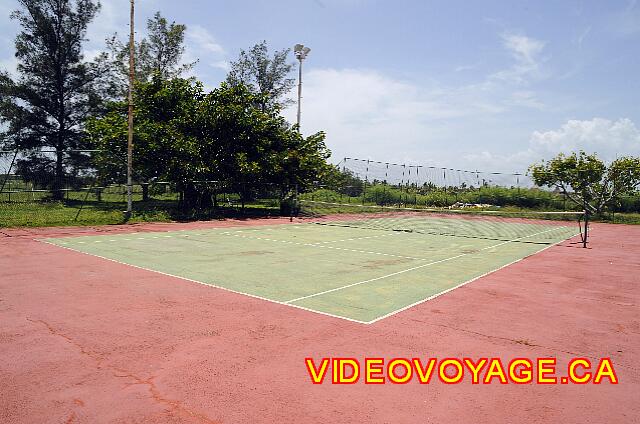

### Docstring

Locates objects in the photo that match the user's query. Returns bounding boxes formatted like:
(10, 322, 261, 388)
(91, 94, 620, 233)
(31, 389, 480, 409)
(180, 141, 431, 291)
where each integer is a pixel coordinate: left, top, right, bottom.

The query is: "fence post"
(74, 182, 95, 222)
(1, 151, 18, 202)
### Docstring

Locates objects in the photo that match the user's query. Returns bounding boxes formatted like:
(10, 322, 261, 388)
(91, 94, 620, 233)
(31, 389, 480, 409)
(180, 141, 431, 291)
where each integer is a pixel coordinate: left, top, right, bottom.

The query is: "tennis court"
(42, 210, 580, 323)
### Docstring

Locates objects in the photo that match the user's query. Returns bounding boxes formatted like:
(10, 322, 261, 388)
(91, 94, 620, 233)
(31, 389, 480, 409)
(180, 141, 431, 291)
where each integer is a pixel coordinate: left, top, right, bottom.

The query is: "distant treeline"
(309, 169, 640, 213)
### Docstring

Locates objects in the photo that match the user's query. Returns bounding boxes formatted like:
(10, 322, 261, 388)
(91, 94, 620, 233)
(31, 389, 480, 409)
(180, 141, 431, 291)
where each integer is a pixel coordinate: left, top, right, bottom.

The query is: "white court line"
(52, 226, 392, 245)
(284, 226, 565, 304)
(308, 233, 398, 245)
(223, 233, 427, 261)
(38, 225, 577, 325)
(37, 239, 369, 325)
(365, 232, 579, 324)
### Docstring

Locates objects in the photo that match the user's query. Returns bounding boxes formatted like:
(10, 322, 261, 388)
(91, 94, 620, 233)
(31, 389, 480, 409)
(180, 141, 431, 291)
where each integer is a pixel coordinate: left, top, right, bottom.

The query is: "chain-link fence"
(301, 157, 640, 221)
(2, 152, 638, 227)
(0, 150, 294, 228)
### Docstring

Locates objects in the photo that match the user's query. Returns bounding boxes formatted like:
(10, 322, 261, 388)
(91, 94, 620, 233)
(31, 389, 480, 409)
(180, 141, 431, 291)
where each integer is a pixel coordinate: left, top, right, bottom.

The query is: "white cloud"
(84, 0, 126, 47)
(294, 69, 640, 172)
(464, 118, 640, 171)
(530, 118, 640, 158)
(282, 67, 539, 169)
(607, 0, 640, 36)
(0, 55, 17, 77)
(575, 26, 592, 47)
(282, 49, 599, 171)
(276, 24, 637, 175)
(508, 90, 546, 110)
(282, 40, 562, 169)
(504, 33, 545, 63)
(81, 6, 227, 78)
(454, 63, 479, 72)
(186, 25, 224, 55)
(278, 31, 558, 171)
(211, 60, 230, 71)
(182, 25, 227, 80)
(491, 33, 547, 84)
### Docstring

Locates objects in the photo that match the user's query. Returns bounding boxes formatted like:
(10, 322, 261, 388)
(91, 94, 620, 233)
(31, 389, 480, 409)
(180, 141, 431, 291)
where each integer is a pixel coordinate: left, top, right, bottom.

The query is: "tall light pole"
(125, 0, 135, 219)
(294, 44, 310, 131)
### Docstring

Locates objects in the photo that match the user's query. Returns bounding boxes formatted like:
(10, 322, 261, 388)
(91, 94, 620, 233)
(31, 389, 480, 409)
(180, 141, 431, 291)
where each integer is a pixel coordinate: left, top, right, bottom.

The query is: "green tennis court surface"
(43, 220, 578, 323)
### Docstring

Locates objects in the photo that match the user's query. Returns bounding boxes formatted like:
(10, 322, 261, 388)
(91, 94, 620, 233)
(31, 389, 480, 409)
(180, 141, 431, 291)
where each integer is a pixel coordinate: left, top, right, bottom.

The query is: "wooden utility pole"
(125, 0, 135, 219)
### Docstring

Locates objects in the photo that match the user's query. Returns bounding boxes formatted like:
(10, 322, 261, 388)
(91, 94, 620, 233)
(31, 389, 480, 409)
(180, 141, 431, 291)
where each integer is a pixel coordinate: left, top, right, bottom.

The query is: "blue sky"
(1, 0, 639, 172)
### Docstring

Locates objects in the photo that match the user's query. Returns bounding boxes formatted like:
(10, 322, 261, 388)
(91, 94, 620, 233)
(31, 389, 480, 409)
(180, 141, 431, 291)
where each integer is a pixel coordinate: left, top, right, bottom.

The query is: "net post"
(443, 168, 447, 204)
(582, 209, 589, 248)
(414, 166, 419, 207)
(402, 164, 406, 206)
(516, 174, 521, 210)
(290, 184, 298, 222)
(383, 163, 389, 206)
(363, 159, 370, 205)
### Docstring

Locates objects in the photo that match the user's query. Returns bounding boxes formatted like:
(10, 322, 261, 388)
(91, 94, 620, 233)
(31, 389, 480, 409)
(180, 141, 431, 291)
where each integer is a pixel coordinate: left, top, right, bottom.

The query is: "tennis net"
(298, 200, 586, 244)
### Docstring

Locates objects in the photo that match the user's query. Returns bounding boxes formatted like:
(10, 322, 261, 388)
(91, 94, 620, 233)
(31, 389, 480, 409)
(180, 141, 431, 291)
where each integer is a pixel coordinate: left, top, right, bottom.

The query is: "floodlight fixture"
(294, 43, 311, 130)
(295, 43, 311, 60)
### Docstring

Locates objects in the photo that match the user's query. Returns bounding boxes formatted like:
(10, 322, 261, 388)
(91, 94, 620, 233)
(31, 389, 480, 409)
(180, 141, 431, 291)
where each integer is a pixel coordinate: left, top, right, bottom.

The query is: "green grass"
(0, 200, 170, 227)
(300, 187, 640, 226)
(597, 212, 640, 225)
(302, 185, 576, 211)
(0, 195, 282, 228)
(2, 184, 638, 228)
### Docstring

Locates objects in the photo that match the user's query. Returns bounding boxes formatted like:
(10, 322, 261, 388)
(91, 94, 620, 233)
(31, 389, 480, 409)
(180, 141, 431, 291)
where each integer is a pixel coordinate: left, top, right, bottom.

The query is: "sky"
(0, 0, 639, 172)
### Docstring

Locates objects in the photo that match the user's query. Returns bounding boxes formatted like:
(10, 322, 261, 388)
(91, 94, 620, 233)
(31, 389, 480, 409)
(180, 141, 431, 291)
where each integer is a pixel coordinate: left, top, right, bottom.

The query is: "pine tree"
(0, 0, 103, 199)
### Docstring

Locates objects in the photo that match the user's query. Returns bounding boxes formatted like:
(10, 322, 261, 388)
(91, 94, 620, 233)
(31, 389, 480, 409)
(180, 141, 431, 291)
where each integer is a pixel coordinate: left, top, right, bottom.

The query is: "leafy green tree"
(319, 167, 365, 197)
(0, 0, 104, 200)
(185, 82, 330, 208)
(102, 11, 196, 97)
(86, 77, 202, 201)
(529, 151, 640, 215)
(226, 40, 295, 111)
(87, 76, 331, 209)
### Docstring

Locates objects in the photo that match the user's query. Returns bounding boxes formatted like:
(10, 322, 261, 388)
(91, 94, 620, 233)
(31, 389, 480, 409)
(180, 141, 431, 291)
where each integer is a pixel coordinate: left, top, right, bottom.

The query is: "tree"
(86, 76, 202, 201)
(87, 76, 331, 208)
(226, 41, 295, 111)
(529, 151, 640, 215)
(0, 0, 103, 200)
(103, 11, 195, 96)
(319, 167, 365, 197)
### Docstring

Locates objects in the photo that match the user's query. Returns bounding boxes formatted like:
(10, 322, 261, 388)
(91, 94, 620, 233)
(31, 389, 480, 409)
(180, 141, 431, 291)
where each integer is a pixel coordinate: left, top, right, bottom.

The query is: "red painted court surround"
(1, 219, 638, 423)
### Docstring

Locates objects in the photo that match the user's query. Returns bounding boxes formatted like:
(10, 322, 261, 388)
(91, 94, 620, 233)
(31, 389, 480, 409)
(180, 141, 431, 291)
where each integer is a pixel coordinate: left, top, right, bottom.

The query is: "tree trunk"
(141, 183, 150, 202)
(182, 183, 197, 209)
(182, 183, 213, 209)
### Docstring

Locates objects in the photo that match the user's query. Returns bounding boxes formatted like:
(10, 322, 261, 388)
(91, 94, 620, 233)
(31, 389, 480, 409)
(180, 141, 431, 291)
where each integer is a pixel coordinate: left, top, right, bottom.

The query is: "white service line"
(224, 233, 427, 261)
(284, 226, 563, 304)
(365, 231, 580, 324)
(71, 227, 424, 261)
(38, 226, 576, 325)
(37, 239, 369, 325)
(308, 233, 398, 245)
